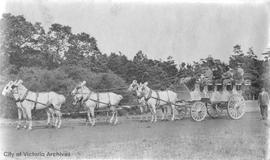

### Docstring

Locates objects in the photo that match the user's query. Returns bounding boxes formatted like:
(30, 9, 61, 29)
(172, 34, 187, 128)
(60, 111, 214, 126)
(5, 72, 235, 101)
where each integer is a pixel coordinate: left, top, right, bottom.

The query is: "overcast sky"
(3, 0, 270, 64)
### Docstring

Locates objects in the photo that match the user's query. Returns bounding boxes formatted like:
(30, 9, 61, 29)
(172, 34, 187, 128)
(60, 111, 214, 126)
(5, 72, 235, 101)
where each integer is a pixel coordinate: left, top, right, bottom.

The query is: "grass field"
(0, 111, 268, 160)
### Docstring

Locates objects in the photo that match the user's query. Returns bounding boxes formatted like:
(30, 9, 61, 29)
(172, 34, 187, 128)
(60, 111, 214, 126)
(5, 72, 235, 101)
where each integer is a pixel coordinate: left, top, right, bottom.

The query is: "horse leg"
(149, 106, 154, 123)
(105, 112, 109, 122)
(22, 107, 27, 129)
(90, 107, 95, 126)
(16, 108, 22, 129)
(55, 110, 62, 129)
(51, 111, 56, 128)
(86, 110, 91, 126)
(46, 109, 51, 127)
(58, 111, 62, 129)
(153, 107, 157, 123)
(110, 106, 116, 124)
(170, 104, 175, 121)
(114, 109, 118, 125)
(25, 108, 32, 130)
(54, 112, 59, 128)
(139, 105, 143, 121)
(161, 107, 165, 121)
(110, 112, 115, 124)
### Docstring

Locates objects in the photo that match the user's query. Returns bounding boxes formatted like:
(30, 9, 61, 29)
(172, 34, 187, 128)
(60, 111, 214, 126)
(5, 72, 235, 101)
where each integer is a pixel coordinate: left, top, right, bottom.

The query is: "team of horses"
(2, 79, 179, 130)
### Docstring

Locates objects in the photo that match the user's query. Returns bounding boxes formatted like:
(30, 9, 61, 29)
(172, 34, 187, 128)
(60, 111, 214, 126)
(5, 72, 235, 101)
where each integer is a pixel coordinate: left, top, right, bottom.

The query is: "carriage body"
(172, 79, 251, 122)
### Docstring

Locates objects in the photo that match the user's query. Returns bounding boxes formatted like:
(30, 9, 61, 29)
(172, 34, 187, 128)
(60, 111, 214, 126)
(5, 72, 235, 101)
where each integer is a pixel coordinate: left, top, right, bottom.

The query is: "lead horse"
(2, 80, 66, 130)
(2, 81, 27, 129)
(128, 80, 147, 113)
(136, 82, 178, 122)
(71, 81, 123, 126)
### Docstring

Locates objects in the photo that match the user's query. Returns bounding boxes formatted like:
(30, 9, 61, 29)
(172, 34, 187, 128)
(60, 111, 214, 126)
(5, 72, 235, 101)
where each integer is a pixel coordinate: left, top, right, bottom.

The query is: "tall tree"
(46, 23, 72, 66)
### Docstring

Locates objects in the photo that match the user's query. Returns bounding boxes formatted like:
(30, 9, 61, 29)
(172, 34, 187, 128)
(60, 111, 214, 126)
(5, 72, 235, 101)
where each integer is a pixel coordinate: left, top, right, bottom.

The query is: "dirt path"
(0, 112, 268, 160)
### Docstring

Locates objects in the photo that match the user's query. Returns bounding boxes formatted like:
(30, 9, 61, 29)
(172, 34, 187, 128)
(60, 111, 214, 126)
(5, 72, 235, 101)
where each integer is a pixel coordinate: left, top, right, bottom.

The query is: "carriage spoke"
(227, 94, 245, 120)
(190, 102, 207, 122)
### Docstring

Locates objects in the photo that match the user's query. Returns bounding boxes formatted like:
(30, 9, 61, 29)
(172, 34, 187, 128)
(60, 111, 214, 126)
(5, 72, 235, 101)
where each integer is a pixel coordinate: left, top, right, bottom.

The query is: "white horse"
(71, 81, 123, 126)
(136, 82, 177, 122)
(2, 81, 28, 129)
(2, 80, 66, 130)
(128, 80, 147, 113)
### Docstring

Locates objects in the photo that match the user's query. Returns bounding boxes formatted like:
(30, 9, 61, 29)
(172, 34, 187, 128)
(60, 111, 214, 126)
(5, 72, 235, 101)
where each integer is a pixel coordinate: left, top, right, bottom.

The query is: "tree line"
(0, 13, 268, 119)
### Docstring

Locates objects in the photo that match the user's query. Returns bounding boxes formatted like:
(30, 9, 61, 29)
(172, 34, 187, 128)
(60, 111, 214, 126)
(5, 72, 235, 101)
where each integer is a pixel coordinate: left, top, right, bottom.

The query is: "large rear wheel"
(227, 94, 246, 120)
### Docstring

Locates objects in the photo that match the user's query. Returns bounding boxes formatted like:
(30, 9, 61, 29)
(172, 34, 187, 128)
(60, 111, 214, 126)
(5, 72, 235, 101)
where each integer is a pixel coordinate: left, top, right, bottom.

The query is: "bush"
(0, 66, 135, 119)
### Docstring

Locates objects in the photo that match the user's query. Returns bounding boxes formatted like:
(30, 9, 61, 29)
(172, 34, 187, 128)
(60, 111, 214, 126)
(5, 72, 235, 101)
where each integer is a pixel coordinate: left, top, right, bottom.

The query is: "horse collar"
(33, 92, 39, 111)
(82, 91, 92, 103)
(145, 89, 152, 101)
(20, 89, 29, 102)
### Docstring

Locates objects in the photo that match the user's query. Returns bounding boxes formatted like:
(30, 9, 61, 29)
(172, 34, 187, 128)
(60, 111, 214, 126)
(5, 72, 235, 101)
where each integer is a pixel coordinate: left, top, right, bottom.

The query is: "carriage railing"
(191, 79, 251, 93)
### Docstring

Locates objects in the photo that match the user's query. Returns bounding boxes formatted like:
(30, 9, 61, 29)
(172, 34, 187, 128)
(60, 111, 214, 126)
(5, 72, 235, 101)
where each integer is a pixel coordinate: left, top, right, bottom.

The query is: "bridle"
(10, 85, 20, 102)
(72, 86, 92, 104)
(137, 85, 150, 100)
(10, 85, 29, 103)
(130, 84, 139, 96)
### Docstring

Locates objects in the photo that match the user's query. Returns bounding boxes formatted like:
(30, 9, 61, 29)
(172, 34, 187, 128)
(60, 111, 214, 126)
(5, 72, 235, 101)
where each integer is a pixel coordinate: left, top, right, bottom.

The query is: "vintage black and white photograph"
(0, 0, 269, 159)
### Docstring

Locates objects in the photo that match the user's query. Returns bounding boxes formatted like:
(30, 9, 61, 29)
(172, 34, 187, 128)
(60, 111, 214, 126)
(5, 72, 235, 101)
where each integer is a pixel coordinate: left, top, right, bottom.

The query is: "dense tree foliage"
(0, 13, 268, 119)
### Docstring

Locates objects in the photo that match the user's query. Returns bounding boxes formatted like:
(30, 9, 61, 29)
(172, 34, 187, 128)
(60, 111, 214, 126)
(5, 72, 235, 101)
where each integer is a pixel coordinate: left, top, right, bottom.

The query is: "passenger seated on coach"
(222, 66, 233, 85)
(212, 66, 222, 84)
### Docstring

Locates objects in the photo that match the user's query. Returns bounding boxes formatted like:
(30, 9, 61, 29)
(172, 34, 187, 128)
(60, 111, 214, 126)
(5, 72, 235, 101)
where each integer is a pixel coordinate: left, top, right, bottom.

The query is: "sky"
(2, 0, 270, 64)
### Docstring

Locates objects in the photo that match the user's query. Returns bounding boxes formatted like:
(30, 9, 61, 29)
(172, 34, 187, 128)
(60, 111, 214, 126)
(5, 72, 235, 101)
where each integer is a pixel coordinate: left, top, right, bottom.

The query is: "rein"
(76, 90, 113, 108)
(12, 88, 29, 103)
(12, 87, 60, 111)
(143, 89, 173, 106)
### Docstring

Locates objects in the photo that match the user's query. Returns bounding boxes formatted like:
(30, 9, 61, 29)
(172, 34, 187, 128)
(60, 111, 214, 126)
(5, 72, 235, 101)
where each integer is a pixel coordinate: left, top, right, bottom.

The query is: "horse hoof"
(16, 126, 21, 130)
(28, 128, 32, 131)
(23, 126, 27, 129)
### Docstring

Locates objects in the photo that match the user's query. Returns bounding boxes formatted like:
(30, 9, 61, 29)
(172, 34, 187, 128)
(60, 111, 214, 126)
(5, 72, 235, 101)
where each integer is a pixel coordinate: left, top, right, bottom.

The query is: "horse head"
(128, 80, 139, 92)
(2, 80, 14, 96)
(136, 82, 149, 98)
(2, 79, 25, 101)
(11, 79, 26, 101)
(71, 81, 90, 105)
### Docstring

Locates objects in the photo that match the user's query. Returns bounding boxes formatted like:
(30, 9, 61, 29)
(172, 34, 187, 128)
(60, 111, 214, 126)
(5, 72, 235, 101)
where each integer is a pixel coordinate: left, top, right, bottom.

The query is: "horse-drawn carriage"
(172, 79, 251, 122)
(1, 65, 251, 129)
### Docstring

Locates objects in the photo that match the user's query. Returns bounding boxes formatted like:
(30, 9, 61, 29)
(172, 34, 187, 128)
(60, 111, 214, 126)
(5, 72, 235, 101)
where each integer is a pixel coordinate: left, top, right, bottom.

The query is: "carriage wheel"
(227, 94, 246, 120)
(190, 101, 207, 122)
(175, 102, 187, 120)
(207, 103, 221, 118)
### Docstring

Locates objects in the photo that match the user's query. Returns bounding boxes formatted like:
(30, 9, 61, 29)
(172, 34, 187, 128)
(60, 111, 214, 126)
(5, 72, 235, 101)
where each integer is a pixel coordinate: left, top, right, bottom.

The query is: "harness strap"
(20, 90, 29, 102)
(145, 89, 152, 101)
(83, 91, 92, 103)
(33, 92, 39, 111)
(155, 91, 160, 106)
(166, 90, 171, 104)
(96, 93, 100, 108)
(107, 93, 111, 107)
